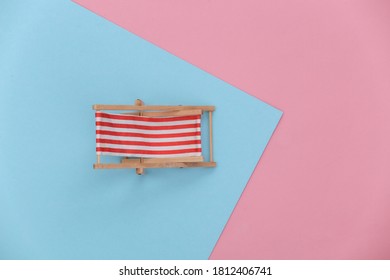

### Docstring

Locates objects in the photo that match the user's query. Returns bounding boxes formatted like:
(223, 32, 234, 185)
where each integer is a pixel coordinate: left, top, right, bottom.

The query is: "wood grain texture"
(93, 104, 215, 111)
(135, 99, 145, 175)
(122, 109, 202, 117)
(94, 162, 216, 169)
(121, 156, 204, 164)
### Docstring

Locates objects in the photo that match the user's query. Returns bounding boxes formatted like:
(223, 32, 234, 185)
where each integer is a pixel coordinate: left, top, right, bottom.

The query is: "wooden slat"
(123, 109, 202, 117)
(93, 104, 215, 112)
(94, 162, 216, 169)
(135, 99, 144, 175)
(209, 111, 213, 162)
(121, 156, 204, 164)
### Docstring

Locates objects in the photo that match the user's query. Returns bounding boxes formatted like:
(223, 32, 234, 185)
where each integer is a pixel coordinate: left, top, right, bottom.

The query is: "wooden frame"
(94, 99, 216, 175)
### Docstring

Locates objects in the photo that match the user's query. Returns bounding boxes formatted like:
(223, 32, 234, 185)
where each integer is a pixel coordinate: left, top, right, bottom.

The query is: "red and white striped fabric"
(96, 112, 202, 158)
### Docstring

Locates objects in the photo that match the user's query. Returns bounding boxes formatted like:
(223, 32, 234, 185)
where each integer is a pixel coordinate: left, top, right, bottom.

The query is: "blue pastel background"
(0, 0, 282, 259)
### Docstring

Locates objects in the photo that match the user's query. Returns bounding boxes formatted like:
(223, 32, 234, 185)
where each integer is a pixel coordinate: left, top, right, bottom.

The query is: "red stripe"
(97, 138, 201, 147)
(96, 147, 202, 155)
(96, 112, 201, 122)
(96, 130, 201, 138)
(96, 121, 200, 130)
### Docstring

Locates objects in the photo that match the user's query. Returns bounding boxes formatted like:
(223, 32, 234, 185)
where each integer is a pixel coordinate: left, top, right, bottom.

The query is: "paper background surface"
(73, 0, 390, 259)
(0, 0, 282, 259)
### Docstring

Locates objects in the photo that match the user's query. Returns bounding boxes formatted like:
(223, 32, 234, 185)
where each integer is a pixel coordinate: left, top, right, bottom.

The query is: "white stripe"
(96, 113, 202, 158)
(96, 126, 200, 134)
(96, 134, 201, 143)
(97, 143, 201, 151)
(96, 117, 200, 126)
(97, 152, 202, 158)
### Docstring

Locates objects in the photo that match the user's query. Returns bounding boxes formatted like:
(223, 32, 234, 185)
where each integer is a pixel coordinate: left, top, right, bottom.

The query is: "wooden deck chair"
(93, 99, 216, 175)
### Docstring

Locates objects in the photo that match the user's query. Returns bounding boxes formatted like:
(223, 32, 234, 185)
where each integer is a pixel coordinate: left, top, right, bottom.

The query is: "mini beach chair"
(93, 99, 216, 175)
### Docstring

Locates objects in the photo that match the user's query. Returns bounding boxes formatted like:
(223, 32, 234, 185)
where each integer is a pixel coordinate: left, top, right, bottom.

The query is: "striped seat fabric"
(95, 112, 202, 158)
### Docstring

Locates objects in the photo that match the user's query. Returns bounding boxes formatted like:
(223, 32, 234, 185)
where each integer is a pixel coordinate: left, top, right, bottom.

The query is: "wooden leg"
(136, 167, 144, 175)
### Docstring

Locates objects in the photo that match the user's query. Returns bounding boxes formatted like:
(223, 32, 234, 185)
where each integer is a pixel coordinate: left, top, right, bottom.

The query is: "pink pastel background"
(74, 0, 390, 259)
